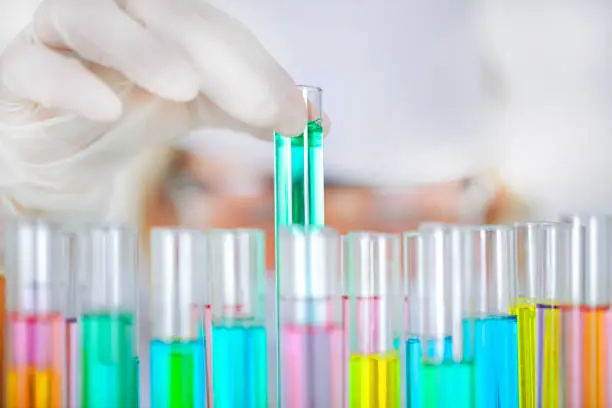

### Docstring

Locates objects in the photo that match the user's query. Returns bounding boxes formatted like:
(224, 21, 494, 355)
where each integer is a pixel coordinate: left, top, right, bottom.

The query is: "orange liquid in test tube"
(583, 305, 609, 407)
(5, 312, 64, 408)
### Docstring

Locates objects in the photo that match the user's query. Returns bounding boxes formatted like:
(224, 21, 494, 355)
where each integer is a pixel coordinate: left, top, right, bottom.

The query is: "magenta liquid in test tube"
(277, 226, 343, 407)
(4, 219, 69, 407)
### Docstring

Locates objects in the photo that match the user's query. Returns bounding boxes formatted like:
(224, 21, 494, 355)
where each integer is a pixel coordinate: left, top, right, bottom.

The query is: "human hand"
(0, 0, 311, 217)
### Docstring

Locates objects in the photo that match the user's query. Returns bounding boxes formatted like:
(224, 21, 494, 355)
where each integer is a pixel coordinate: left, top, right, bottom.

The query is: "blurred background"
(3, 0, 612, 272)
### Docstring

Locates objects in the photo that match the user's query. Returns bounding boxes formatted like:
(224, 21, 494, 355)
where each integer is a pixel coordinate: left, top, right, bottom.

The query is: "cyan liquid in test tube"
(465, 226, 519, 408)
(4, 220, 69, 408)
(79, 226, 139, 407)
(274, 85, 325, 229)
(344, 232, 403, 407)
(405, 224, 475, 408)
(150, 229, 207, 408)
(277, 226, 343, 407)
(207, 229, 269, 407)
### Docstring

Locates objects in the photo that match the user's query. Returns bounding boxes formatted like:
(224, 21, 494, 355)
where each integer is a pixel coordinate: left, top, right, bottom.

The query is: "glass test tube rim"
(342, 230, 404, 298)
(296, 84, 323, 92)
(560, 214, 611, 306)
(5, 218, 69, 314)
(150, 227, 207, 340)
(208, 227, 266, 322)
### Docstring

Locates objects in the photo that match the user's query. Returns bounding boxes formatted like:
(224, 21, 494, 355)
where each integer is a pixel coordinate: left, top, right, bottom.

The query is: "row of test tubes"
(1, 216, 610, 407)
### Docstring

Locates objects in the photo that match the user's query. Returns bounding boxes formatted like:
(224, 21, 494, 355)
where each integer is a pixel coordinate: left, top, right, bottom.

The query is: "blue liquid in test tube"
(207, 229, 269, 407)
(149, 228, 208, 408)
(467, 226, 519, 408)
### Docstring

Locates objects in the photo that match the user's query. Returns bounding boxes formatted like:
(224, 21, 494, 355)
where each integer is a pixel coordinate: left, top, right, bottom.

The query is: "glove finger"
(34, 0, 200, 102)
(128, 0, 307, 137)
(0, 34, 122, 122)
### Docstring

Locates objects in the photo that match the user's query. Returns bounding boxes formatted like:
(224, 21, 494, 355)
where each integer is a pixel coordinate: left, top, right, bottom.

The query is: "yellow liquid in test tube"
(7, 369, 61, 408)
(540, 304, 560, 407)
(512, 299, 536, 408)
(349, 353, 400, 407)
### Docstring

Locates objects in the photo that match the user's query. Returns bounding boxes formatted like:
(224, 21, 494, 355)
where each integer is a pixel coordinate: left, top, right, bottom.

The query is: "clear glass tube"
(206, 229, 269, 407)
(403, 231, 419, 337)
(274, 85, 324, 229)
(406, 223, 474, 407)
(556, 222, 585, 407)
(277, 225, 342, 408)
(466, 225, 519, 407)
(344, 231, 402, 407)
(78, 225, 139, 407)
(4, 219, 68, 407)
(513, 222, 547, 408)
(560, 215, 611, 406)
(149, 228, 207, 408)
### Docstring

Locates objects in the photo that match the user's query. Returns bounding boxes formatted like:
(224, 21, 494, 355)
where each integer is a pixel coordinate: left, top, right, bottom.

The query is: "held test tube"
(79, 226, 139, 407)
(4, 220, 68, 408)
(344, 232, 402, 408)
(207, 229, 268, 407)
(562, 215, 611, 406)
(274, 85, 325, 228)
(277, 226, 343, 407)
(466, 226, 518, 408)
(406, 224, 474, 408)
(150, 228, 207, 408)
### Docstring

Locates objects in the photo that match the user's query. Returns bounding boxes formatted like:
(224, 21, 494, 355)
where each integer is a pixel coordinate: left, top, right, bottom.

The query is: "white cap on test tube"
(5, 219, 68, 314)
(207, 229, 265, 322)
(150, 228, 207, 341)
(81, 225, 138, 314)
(278, 226, 341, 325)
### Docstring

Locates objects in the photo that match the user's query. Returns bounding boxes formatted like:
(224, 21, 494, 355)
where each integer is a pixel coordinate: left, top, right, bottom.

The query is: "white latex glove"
(0, 0, 309, 219)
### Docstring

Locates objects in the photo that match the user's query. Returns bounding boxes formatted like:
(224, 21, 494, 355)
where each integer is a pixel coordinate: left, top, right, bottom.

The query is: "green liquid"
(420, 361, 474, 407)
(274, 119, 325, 228)
(81, 312, 138, 408)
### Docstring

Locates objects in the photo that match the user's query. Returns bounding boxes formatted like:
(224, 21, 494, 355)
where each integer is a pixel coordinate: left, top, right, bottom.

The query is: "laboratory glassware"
(150, 228, 208, 408)
(406, 223, 475, 408)
(277, 226, 343, 407)
(207, 229, 269, 407)
(79, 225, 139, 407)
(4, 219, 69, 408)
(344, 231, 402, 407)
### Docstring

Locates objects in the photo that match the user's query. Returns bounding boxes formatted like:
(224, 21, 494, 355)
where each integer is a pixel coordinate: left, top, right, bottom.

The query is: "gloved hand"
(0, 0, 312, 218)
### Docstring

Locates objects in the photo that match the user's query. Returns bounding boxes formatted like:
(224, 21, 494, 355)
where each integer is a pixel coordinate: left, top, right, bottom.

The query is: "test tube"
(150, 228, 207, 408)
(4, 219, 68, 407)
(405, 223, 474, 407)
(206, 229, 268, 407)
(561, 215, 611, 406)
(274, 85, 325, 228)
(277, 226, 343, 407)
(78, 225, 138, 407)
(556, 222, 585, 406)
(513, 222, 543, 408)
(344, 231, 402, 407)
(530, 223, 570, 408)
(403, 232, 419, 339)
(65, 230, 84, 408)
(467, 225, 518, 408)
